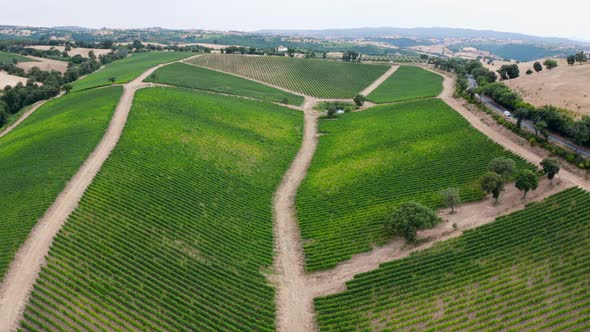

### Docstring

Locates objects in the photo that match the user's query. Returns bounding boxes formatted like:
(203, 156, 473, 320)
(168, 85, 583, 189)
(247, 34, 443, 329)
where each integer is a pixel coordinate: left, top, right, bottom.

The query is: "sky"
(2, 0, 590, 40)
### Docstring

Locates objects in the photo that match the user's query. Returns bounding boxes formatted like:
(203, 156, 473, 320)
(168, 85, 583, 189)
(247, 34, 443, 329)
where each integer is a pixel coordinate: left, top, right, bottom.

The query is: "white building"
(277, 45, 288, 52)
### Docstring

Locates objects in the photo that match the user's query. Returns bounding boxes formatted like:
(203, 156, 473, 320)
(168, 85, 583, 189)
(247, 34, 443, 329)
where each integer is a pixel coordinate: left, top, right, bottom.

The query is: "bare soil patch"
(17, 56, 68, 73)
(504, 63, 590, 116)
(0, 71, 27, 89)
(27, 45, 111, 58)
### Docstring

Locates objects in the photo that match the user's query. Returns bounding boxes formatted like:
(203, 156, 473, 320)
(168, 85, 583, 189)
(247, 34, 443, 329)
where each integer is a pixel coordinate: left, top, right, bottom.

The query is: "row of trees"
(384, 157, 559, 242)
(567, 51, 588, 65)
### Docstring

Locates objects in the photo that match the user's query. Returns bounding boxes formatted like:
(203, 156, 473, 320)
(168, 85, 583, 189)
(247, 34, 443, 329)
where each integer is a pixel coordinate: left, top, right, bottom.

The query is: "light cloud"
(2, 0, 589, 40)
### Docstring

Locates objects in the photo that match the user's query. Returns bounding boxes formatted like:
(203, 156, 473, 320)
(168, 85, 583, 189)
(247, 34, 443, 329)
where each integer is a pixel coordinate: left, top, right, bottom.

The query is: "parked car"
(504, 111, 512, 118)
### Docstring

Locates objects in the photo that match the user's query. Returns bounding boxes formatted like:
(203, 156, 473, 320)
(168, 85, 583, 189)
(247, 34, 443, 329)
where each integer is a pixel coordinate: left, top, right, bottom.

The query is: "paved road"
(467, 75, 590, 159)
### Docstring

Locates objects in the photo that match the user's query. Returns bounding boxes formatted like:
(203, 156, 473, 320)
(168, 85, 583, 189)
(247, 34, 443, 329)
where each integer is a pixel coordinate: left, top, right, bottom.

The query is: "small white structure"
(277, 45, 288, 52)
(336, 110, 345, 114)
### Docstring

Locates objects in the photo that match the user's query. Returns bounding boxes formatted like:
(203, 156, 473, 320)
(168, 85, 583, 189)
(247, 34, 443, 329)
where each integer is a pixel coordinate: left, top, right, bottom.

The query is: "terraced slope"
(0, 51, 36, 64)
(0, 86, 122, 280)
(146, 62, 304, 105)
(315, 187, 590, 331)
(367, 66, 443, 103)
(186, 54, 389, 98)
(19, 88, 302, 331)
(296, 99, 535, 271)
(72, 52, 194, 92)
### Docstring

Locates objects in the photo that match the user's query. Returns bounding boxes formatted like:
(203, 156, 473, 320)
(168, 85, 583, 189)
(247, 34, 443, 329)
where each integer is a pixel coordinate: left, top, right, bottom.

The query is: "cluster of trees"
(480, 157, 557, 201)
(0, 83, 60, 126)
(342, 51, 361, 62)
(567, 51, 588, 65)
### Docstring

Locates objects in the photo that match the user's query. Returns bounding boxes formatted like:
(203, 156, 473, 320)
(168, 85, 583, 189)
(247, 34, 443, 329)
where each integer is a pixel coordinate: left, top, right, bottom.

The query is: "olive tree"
(488, 157, 516, 180)
(440, 188, 461, 214)
(384, 202, 441, 242)
(515, 170, 539, 199)
(540, 158, 560, 184)
(480, 172, 504, 203)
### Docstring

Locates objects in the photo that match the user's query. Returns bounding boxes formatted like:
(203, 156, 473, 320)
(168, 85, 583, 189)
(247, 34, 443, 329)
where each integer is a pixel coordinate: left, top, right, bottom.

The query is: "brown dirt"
(27, 45, 111, 58)
(360, 65, 398, 96)
(17, 56, 68, 73)
(307, 177, 571, 297)
(0, 71, 28, 89)
(273, 97, 319, 332)
(0, 62, 175, 332)
(504, 63, 590, 116)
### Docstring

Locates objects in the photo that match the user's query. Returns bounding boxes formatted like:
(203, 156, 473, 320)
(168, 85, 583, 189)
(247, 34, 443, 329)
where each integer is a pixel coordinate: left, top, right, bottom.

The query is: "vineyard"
(367, 66, 443, 103)
(185, 54, 389, 98)
(19, 88, 302, 331)
(71, 52, 194, 91)
(0, 51, 35, 64)
(296, 99, 534, 271)
(0, 87, 121, 280)
(315, 187, 590, 331)
(146, 62, 304, 105)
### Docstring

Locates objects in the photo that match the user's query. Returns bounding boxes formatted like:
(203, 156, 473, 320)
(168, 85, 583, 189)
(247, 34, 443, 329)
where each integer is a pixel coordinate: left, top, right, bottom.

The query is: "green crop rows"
(367, 66, 443, 103)
(0, 51, 36, 64)
(296, 99, 535, 271)
(315, 187, 590, 331)
(0, 86, 121, 280)
(72, 52, 194, 92)
(146, 62, 304, 106)
(185, 54, 389, 98)
(19, 88, 302, 331)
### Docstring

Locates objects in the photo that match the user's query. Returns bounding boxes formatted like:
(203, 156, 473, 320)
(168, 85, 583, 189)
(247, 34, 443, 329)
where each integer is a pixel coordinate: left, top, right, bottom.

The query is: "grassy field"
(367, 66, 443, 103)
(296, 99, 534, 271)
(19, 88, 302, 331)
(186, 54, 389, 98)
(0, 51, 36, 64)
(146, 62, 304, 106)
(71, 52, 194, 92)
(0, 87, 122, 281)
(315, 187, 590, 331)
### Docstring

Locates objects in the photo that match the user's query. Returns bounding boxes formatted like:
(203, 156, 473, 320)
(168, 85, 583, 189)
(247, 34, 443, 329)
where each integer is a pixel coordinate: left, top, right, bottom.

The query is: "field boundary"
(0, 64, 166, 332)
(359, 65, 398, 96)
(0, 92, 64, 139)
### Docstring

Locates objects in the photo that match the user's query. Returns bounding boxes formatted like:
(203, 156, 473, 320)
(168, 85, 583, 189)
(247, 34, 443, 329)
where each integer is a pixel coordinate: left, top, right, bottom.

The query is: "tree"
(535, 120, 548, 140)
(287, 48, 296, 58)
(515, 170, 539, 198)
(384, 202, 441, 242)
(497, 64, 519, 80)
(488, 157, 516, 179)
(108, 77, 116, 84)
(132, 40, 144, 50)
(420, 54, 429, 60)
(149, 73, 157, 81)
(353, 94, 366, 107)
(326, 105, 338, 118)
(441, 188, 461, 214)
(513, 108, 529, 129)
(567, 55, 576, 65)
(575, 51, 588, 65)
(569, 122, 590, 147)
(480, 172, 504, 203)
(540, 158, 560, 184)
(543, 59, 558, 70)
(281, 98, 289, 105)
(63, 84, 72, 95)
(533, 61, 543, 72)
(342, 51, 359, 62)
(526, 69, 533, 75)
(88, 50, 96, 60)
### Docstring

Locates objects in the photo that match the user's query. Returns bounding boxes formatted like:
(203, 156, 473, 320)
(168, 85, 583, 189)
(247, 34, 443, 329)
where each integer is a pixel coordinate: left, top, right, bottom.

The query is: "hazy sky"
(3, 0, 590, 40)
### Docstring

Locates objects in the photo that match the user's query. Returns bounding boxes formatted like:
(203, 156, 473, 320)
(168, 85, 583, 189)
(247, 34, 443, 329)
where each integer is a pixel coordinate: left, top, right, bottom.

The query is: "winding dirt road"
(0, 63, 167, 332)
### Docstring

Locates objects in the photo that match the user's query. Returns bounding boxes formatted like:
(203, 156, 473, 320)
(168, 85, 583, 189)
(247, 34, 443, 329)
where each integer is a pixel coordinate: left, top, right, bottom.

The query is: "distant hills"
(257, 27, 581, 45)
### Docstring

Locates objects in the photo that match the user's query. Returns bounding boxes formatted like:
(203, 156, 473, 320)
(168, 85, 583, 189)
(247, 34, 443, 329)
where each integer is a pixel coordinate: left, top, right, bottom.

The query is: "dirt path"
(273, 97, 319, 332)
(306, 177, 572, 297)
(0, 92, 64, 138)
(359, 65, 398, 96)
(0, 63, 168, 332)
